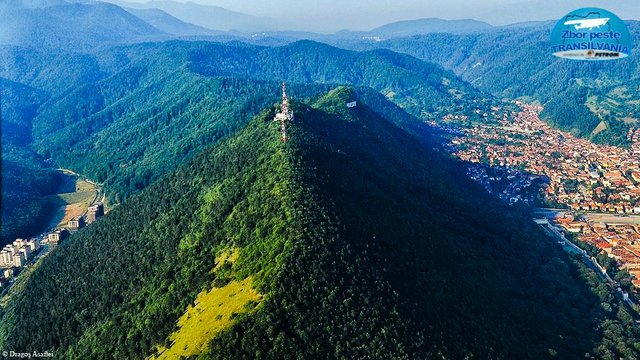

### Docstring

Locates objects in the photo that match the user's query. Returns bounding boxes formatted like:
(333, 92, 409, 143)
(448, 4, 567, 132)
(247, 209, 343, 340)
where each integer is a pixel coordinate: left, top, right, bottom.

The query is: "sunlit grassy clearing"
(151, 276, 261, 360)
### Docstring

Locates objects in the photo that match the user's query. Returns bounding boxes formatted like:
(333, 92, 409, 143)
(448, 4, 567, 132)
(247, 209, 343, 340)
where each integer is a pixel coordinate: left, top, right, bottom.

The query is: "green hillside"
(349, 22, 640, 145)
(1, 40, 491, 206)
(0, 78, 60, 245)
(0, 145, 60, 245)
(1, 88, 637, 359)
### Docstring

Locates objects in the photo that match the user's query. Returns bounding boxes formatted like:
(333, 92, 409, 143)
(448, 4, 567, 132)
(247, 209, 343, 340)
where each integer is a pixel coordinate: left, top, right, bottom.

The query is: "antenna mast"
(273, 81, 294, 142)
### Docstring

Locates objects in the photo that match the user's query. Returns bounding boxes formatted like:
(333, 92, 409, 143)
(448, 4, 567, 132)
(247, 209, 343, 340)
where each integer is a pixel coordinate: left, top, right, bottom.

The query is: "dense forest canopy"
(1, 88, 638, 359)
(0, 78, 60, 245)
(0, 39, 495, 213)
(341, 21, 640, 145)
(1, 6, 638, 358)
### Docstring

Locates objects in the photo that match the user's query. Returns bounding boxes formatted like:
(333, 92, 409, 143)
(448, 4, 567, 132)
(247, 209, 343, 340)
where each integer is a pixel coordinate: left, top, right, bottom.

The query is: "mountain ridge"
(2, 39, 487, 204)
(370, 17, 493, 36)
(106, 0, 278, 32)
(124, 7, 220, 36)
(0, 1, 167, 50)
(2, 87, 637, 358)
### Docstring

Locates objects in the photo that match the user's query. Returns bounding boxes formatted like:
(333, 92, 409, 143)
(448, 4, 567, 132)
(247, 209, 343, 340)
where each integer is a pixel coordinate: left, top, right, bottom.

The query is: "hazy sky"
(123, 0, 640, 32)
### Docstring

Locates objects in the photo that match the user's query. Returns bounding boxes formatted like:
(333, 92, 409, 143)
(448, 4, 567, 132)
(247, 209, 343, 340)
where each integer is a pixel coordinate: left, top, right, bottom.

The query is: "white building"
(0, 250, 12, 267)
(0, 238, 40, 268)
(3, 268, 14, 279)
(13, 253, 25, 268)
(27, 239, 40, 252)
(19, 247, 30, 261)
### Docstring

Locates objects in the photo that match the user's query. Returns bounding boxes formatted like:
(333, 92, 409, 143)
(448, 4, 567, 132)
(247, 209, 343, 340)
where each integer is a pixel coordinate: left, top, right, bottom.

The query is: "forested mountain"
(1, 40, 490, 205)
(124, 7, 219, 36)
(0, 47, 107, 95)
(1, 77, 43, 146)
(108, 0, 279, 32)
(0, 78, 60, 245)
(343, 22, 640, 145)
(0, 0, 167, 50)
(0, 145, 60, 245)
(369, 18, 492, 36)
(2, 88, 638, 359)
(2, 8, 638, 358)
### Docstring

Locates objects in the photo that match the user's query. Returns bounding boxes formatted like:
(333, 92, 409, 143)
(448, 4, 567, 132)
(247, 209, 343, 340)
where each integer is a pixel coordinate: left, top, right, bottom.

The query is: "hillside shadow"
(53, 172, 78, 194)
(438, 125, 634, 359)
(340, 92, 625, 357)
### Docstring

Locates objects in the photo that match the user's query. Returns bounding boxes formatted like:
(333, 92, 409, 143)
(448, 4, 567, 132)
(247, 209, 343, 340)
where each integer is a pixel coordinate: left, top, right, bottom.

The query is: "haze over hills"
(107, 0, 279, 32)
(0, 0, 167, 50)
(105, 0, 640, 33)
(369, 18, 492, 36)
(105, 1, 499, 38)
(124, 7, 220, 35)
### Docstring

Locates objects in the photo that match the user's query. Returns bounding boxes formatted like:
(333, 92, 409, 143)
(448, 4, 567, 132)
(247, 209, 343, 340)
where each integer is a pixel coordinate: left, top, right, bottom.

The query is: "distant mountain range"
(0, 0, 517, 51)
(108, 0, 279, 32)
(124, 7, 220, 36)
(369, 18, 492, 37)
(0, 0, 167, 50)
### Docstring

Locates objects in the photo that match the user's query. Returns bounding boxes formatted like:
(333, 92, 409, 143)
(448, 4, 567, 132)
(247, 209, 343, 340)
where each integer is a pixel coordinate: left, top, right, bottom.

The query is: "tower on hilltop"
(274, 81, 294, 142)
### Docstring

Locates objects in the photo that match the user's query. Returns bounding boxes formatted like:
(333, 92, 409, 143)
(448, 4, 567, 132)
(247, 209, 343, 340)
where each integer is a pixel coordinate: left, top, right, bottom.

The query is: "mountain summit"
(0, 1, 165, 50)
(0, 87, 613, 359)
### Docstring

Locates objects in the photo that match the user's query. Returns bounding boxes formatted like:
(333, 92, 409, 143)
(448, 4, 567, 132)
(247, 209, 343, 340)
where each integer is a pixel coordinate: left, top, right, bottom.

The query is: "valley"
(443, 101, 640, 309)
(45, 169, 100, 228)
(0, 169, 104, 299)
(1, 1, 639, 358)
(451, 103, 640, 212)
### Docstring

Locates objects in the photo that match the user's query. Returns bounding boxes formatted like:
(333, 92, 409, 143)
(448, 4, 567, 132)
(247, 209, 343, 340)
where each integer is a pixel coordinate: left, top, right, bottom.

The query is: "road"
(81, 187, 102, 218)
(57, 168, 81, 177)
(540, 219, 614, 283)
(535, 218, 635, 309)
(534, 208, 640, 225)
(580, 213, 640, 225)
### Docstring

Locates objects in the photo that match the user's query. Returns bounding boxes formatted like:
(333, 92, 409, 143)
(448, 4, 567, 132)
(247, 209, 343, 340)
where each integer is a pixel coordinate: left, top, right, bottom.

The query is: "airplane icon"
(564, 18, 609, 30)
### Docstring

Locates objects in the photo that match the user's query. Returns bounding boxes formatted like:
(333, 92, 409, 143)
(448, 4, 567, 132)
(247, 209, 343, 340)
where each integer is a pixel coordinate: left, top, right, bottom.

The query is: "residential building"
(68, 216, 85, 230)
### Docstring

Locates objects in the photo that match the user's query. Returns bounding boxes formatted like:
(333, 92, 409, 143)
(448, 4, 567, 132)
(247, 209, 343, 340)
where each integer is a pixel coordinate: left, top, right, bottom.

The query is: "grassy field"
(212, 248, 240, 272)
(45, 172, 98, 228)
(152, 277, 261, 360)
(150, 248, 261, 360)
(590, 120, 608, 137)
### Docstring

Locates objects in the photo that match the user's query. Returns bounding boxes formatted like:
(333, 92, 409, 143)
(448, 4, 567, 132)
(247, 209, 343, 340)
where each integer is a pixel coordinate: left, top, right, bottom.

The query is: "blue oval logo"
(551, 7, 633, 61)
